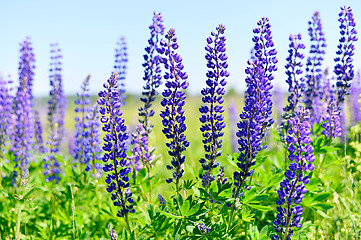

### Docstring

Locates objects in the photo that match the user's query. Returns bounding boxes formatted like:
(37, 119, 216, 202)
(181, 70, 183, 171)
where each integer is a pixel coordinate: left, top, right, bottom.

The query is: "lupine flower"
(349, 71, 361, 125)
(304, 11, 327, 123)
(74, 75, 92, 168)
(159, 29, 190, 187)
(114, 36, 127, 105)
(18, 37, 35, 100)
(34, 110, 45, 154)
(273, 108, 315, 240)
(158, 193, 166, 205)
(199, 24, 228, 188)
(233, 17, 277, 199)
(97, 72, 134, 218)
(87, 104, 103, 175)
(228, 98, 239, 153)
(283, 34, 305, 120)
(322, 99, 342, 139)
(12, 77, 33, 183)
(108, 225, 118, 240)
(217, 166, 228, 187)
(139, 12, 165, 135)
(197, 223, 210, 235)
(335, 6, 358, 107)
(44, 43, 65, 183)
(128, 124, 151, 171)
(0, 76, 13, 159)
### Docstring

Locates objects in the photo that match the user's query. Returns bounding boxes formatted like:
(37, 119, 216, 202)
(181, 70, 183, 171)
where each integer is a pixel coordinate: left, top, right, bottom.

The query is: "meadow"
(1, 6, 361, 240)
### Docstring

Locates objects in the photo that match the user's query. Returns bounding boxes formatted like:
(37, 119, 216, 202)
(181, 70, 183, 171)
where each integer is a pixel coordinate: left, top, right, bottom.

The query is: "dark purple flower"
(114, 36, 127, 105)
(199, 24, 229, 188)
(159, 29, 189, 188)
(18, 37, 35, 100)
(335, 6, 358, 107)
(233, 17, 277, 199)
(158, 193, 166, 205)
(98, 72, 134, 218)
(139, 12, 165, 135)
(0, 75, 13, 159)
(304, 11, 327, 123)
(273, 108, 314, 240)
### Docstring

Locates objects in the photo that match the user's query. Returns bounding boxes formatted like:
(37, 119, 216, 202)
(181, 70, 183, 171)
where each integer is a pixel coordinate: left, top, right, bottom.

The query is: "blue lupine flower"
(199, 24, 229, 188)
(97, 72, 134, 218)
(114, 36, 127, 105)
(322, 99, 342, 139)
(159, 29, 190, 187)
(273, 108, 315, 240)
(158, 194, 166, 205)
(0, 76, 13, 159)
(108, 225, 118, 240)
(128, 124, 151, 171)
(34, 110, 45, 154)
(197, 223, 210, 235)
(304, 11, 326, 123)
(283, 34, 305, 120)
(18, 37, 35, 100)
(139, 12, 165, 135)
(335, 6, 358, 107)
(12, 77, 33, 183)
(233, 17, 277, 199)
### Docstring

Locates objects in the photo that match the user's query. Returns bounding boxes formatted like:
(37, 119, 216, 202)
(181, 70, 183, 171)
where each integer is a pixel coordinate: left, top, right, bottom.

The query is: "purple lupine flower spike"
(87, 104, 103, 175)
(159, 29, 190, 187)
(158, 193, 166, 205)
(304, 11, 326, 124)
(283, 34, 305, 120)
(108, 225, 118, 240)
(139, 12, 165, 135)
(114, 36, 127, 105)
(128, 124, 151, 171)
(199, 24, 229, 188)
(349, 71, 361, 125)
(233, 17, 277, 199)
(273, 108, 315, 240)
(12, 77, 34, 183)
(34, 110, 45, 154)
(97, 72, 134, 218)
(335, 6, 358, 108)
(322, 100, 342, 139)
(228, 98, 239, 153)
(74, 75, 92, 169)
(0, 75, 13, 159)
(18, 37, 35, 100)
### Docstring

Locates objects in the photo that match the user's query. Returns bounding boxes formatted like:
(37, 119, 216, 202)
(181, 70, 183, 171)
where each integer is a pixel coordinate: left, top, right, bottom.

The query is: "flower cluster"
(283, 34, 305, 120)
(349, 71, 361, 125)
(18, 37, 35, 100)
(0, 76, 13, 159)
(87, 105, 103, 175)
(34, 110, 45, 154)
(128, 124, 152, 171)
(197, 223, 210, 235)
(304, 11, 326, 123)
(273, 108, 315, 240)
(159, 29, 190, 186)
(12, 77, 34, 183)
(108, 225, 118, 240)
(139, 12, 165, 135)
(199, 24, 228, 188)
(321, 99, 342, 139)
(114, 36, 128, 105)
(158, 193, 166, 205)
(233, 17, 277, 198)
(335, 6, 358, 107)
(97, 72, 134, 218)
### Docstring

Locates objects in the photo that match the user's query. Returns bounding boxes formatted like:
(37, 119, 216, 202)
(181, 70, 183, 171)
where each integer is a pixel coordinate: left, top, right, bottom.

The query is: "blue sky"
(0, 0, 360, 96)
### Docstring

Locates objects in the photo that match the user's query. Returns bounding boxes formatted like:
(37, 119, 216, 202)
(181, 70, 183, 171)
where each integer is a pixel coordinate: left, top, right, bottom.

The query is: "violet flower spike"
(114, 36, 128, 106)
(273, 108, 315, 240)
(87, 104, 103, 175)
(199, 24, 229, 188)
(139, 12, 165, 135)
(97, 72, 134, 219)
(159, 28, 190, 189)
(304, 11, 327, 123)
(335, 6, 358, 108)
(18, 37, 35, 101)
(0, 76, 13, 159)
(349, 71, 361, 125)
(233, 17, 277, 199)
(34, 110, 45, 154)
(128, 124, 151, 171)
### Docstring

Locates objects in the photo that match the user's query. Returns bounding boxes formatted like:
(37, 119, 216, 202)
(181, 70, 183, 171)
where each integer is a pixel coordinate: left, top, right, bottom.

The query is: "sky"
(0, 0, 360, 97)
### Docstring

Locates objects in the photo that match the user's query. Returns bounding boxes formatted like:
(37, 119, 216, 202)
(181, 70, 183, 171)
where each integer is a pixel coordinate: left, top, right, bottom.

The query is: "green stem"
(15, 206, 21, 240)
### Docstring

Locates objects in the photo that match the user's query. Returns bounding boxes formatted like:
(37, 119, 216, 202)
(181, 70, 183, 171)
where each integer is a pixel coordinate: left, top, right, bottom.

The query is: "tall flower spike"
(12, 77, 34, 183)
(97, 72, 134, 219)
(34, 110, 45, 154)
(304, 11, 326, 123)
(233, 17, 277, 199)
(18, 37, 35, 100)
(128, 124, 151, 171)
(335, 6, 358, 108)
(199, 24, 229, 188)
(159, 28, 190, 188)
(87, 104, 103, 175)
(321, 99, 342, 139)
(114, 36, 127, 105)
(74, 75, 92, 169)
(273, 108, 315, 240)
(0, 75, 13, 159)
(139, 12, 165, 135)
(283, 34, 306, 120)
(349, 71, 361, 125)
